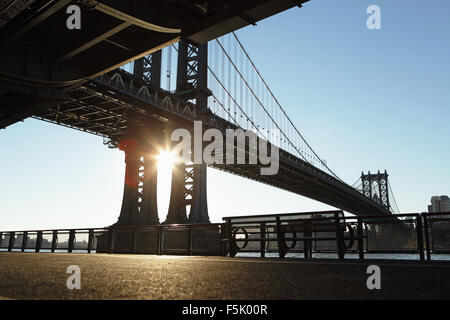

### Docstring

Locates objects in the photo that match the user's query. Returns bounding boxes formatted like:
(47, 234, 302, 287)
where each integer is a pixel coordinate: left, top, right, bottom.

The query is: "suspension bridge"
(2, 1, 450, 304)
(0, 0, 400, 227)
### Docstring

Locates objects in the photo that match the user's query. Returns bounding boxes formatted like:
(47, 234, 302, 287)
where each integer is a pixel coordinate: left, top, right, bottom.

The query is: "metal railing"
(222, 211, 450, 261)
(1, 212, 449, 261)
(423, 212, 450, 259)
(0, 223, 226, 256)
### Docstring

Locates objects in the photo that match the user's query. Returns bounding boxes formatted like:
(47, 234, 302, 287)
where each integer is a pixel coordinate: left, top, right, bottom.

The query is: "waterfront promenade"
(0, 252, 449, 299)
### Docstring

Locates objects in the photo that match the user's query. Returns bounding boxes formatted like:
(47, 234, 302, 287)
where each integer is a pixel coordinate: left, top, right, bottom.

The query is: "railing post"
(51, 231, 57, 253)
(357, 218, 364, 260)
(304, 220, 312, 259)
(335, 212, 344, 260)
(21, 232, 28, 252)
(260, 222, 266, 258)
(36, 231, 42, 253)
(8, 232, 15, 252)
(68, 230, 75, 253)
(188, 226, 192, 256)
(220, 223, 227, 256)
(87, 229, 94, 253)
(416, 214, 425, 261)
(226, 218, 238, 257)
(276, 216, 287, 259)
(131, 228, 136, 254)
(157, 226, 162, 255)
(108, 228, 114, 254)
(423, 214, 431, 261)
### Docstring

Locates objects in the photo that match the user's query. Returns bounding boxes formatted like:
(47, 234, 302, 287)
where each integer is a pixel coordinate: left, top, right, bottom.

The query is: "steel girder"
(0, 0, 303, 129)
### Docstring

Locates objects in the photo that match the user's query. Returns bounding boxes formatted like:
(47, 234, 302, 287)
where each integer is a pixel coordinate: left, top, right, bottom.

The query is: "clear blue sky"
(1, 0, 449, 230)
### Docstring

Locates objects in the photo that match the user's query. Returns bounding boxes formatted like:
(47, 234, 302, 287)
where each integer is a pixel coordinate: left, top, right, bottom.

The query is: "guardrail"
(223, 210, 349, 259)
(0, 223, 226, 256)
(222, 211, 450, 261)
(423, 212, 450, 259)
(1, 212, 449, 261)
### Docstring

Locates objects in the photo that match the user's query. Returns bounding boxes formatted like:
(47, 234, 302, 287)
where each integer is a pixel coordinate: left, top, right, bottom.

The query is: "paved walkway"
(0, 252, 449, 299)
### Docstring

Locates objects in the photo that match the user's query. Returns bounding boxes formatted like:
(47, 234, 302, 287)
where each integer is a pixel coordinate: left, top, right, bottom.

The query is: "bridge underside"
(0, 0, 306, 129)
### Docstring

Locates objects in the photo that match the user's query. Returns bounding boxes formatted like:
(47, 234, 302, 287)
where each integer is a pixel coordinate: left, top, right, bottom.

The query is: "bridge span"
(0, 0, 392, 227)
(32, 68, 390, 218)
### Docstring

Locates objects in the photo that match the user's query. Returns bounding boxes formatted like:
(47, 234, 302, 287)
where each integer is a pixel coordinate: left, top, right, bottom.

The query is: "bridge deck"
(30, 69, 389, 216)
(0, 0, 303, 129)
(0, 252, 449, 299)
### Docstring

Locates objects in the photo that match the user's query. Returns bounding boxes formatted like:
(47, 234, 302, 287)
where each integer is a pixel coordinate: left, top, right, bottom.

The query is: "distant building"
(428, 195, 450, 213)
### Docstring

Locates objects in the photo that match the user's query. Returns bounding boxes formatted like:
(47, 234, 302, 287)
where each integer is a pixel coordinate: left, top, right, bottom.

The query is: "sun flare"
(155, 149, 178, 222)
(156, 149, 178, 170)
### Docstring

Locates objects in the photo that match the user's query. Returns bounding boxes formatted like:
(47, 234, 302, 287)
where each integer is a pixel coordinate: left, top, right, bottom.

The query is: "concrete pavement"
(0, 252, 449, 299)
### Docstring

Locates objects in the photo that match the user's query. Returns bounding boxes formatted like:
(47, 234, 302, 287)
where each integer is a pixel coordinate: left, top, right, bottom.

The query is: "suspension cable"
(215, 38, 315, 168)
(388, 181, 401, 213)
(172, 44, 269, 141)
(232, 32, 341, 180)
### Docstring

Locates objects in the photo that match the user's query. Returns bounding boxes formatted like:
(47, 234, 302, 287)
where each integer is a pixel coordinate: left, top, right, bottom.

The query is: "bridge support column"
(189, 164, 209, 223)
(361, 170, 391, 211)
(116, 138, 159, 226)
(164, 162, 209, 224)
(164, 161, 189, 224)
(165, 40, 210, 224)
(133, 50, 162, 87)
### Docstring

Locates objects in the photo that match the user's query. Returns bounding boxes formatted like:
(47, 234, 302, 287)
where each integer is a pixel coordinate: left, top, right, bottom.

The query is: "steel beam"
(133, 50, 162, 88)
(56, 22, 132, 62)
(0, 0, 72, 45)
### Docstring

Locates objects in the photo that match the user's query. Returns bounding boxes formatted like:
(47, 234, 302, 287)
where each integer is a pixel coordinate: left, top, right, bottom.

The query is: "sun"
(156, 149, 178, 171)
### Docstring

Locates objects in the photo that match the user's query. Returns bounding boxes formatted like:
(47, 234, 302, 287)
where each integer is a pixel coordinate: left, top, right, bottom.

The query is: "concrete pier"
(0, 252, 449, 300)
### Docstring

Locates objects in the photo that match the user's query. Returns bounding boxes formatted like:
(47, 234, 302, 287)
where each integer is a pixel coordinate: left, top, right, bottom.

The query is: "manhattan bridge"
(0, 0, 401, 228)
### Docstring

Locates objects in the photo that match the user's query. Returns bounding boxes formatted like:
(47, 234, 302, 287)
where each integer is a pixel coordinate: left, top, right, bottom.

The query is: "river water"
(237, 252, 450, 261)
(2, 248, 449, 261)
